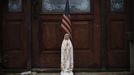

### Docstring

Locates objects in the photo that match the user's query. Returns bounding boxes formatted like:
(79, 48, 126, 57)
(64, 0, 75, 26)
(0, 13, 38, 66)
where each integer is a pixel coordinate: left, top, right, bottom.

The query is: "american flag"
(61, 0, 72, 35)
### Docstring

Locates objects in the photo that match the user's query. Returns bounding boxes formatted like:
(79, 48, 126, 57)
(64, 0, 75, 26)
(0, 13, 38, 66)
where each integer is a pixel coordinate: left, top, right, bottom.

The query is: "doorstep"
(4, 72, 134, 75)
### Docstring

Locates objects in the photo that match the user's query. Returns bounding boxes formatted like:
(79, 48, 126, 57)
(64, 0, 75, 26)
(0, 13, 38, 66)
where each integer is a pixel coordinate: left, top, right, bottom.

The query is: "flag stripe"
(62, 17, 71, 27)
(61, 0, 72, 35)
(62, 19, 71, 31)
(61, 24, 70, 34)
(63, 15, 71, 25)
(61, 23, 71, 34)
(63, 16, 71, 28)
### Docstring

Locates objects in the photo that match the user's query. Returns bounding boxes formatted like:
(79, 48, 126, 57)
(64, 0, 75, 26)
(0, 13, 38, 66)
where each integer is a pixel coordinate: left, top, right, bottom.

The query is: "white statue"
(61, 34, 74, 75)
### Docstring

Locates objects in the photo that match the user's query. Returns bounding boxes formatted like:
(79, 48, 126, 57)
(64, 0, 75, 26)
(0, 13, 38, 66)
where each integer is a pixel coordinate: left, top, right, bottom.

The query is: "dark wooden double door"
(1, 0, 130, 71)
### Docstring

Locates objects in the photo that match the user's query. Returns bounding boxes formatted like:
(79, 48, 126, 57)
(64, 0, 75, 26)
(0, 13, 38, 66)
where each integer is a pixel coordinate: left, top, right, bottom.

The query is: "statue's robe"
(61, 34, 74, 75)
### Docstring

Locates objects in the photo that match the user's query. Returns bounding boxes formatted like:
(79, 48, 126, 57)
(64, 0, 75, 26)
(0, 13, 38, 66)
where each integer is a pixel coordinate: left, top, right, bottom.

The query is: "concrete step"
(4, 72, 133, 75)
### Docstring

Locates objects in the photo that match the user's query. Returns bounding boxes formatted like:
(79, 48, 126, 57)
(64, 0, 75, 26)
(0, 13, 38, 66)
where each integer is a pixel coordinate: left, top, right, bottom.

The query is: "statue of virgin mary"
(60, 34, 74, 75)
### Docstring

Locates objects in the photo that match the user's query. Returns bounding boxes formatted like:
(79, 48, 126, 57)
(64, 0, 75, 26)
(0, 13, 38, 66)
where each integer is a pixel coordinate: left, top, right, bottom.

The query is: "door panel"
(32, 0, 101, 70)
(106, 0, 130, 69)
(72, 21, 93, 49)
(2, 0, 29, 69)
(72, 19, 100, 68)
(33, 20, 62, 68)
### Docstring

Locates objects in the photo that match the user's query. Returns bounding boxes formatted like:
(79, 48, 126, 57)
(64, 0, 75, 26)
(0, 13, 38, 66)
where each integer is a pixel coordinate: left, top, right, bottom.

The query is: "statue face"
(64, 34, 70, 40)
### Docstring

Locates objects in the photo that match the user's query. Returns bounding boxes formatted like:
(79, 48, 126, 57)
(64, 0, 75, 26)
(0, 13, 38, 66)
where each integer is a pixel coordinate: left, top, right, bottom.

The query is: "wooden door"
(32, 0, 101, 70)
(105, 0, 130, 70)
(2, 0, 29, 69)
(1, 0, 130, 71)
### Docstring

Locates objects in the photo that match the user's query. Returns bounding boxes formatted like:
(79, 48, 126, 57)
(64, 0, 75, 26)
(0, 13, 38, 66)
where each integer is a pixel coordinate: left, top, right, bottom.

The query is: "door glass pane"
(42, 0, 91, 13)
(110, 0, 124, 12)
(8, 0, 22, 12)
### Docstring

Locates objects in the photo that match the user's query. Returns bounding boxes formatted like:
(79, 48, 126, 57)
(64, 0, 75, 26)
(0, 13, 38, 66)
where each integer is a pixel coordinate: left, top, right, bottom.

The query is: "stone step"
(4, 72, 133, 75)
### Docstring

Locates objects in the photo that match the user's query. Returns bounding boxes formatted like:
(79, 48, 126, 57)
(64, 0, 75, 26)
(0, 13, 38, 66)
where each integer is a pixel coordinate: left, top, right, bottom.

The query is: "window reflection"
(8, 0, 22, 12)
(42, 0, 91, 13)
(110, 0, 124, 12)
